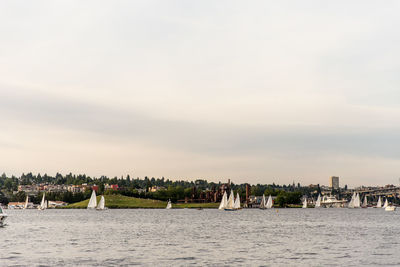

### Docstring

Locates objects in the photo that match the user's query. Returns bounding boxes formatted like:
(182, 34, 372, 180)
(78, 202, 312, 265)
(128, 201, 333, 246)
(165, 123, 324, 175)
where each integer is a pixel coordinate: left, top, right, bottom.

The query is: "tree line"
(0, 172, 321, 205)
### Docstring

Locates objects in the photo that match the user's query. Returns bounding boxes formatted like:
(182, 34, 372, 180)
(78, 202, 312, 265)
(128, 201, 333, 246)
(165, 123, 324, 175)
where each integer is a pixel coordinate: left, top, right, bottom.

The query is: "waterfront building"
(330, 176, 339, 189)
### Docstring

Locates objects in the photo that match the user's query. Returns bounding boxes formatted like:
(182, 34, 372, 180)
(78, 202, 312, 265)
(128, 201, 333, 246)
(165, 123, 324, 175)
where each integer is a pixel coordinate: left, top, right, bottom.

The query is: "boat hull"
(385, 206, 396, 212)
(224, 208, 236, 211)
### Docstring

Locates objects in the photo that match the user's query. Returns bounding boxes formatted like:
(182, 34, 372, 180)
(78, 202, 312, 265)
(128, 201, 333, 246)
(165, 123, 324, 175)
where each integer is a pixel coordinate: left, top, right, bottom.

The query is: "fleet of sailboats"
(218, 190, 241, 211)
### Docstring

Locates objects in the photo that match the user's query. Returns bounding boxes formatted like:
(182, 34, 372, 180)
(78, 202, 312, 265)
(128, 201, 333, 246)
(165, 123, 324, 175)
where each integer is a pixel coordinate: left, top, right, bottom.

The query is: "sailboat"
(302, 198, 307, 208)
(0, 205, 7, 226)
(87, 190, 97, 209)
(166, 199, 172, 209)
(37, 193, 47, 210)
(361, 196, 368, 208)
(354, 193, 361, 208)
(224, 190, 235, 211)
(315, 194, 321, 208)
(383, 198, 388, 209)
(233, 193, 241, 210)
(259, 194, 266, 209)
(218, 191, 228, 210)
(23, 195, 29, 209)
(348, 192, 355, 208)
(376, 196, 382, 208)
(96, 195, 106, 210)
(266, 195, 273, 209)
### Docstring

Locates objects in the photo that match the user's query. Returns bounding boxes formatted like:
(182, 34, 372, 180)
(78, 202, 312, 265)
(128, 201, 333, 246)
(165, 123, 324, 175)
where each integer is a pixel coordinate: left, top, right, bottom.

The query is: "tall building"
(330, 176, 339, 189)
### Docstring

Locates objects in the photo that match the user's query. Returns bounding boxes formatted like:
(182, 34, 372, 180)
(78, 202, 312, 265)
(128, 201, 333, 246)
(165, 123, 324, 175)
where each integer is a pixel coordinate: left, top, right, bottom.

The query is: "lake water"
(1, 208, 400, 266)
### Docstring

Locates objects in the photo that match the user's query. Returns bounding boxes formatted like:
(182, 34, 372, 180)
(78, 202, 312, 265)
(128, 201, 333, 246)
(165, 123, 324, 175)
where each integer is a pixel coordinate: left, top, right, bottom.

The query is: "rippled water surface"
(1, 208, 400, 266)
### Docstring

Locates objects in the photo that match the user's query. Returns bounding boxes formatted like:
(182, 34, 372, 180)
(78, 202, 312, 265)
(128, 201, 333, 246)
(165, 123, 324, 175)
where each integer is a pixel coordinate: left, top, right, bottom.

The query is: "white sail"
(315, 194, 321, 208)
(226, 190, 235, 209)
(348, 192, 355, 208)
(38, 193, 46, 210)
(24, 195, 29, 209)
(97, 196, 105, 210)
(218, 191, 228, 210)
(376, 196, 382, 208)
(302, 198, 307, 208)
(166, 199, 172, 209)
(354, 193, 361, 208)
(266, 195, 273, 209)
(362, 196, 368, 207)
(260, 194, 266, 209)
(233, 193, 241, 209)
(383, 198, 388, 208)
(87, 190, 97, 209)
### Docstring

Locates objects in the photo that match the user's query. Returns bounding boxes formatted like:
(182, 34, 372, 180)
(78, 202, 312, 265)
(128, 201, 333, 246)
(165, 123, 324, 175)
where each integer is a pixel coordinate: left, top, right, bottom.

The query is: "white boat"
(376, 196, 382, 208)
(233, 193, 241, 209)
(383, 199, 389, 209)
(266, 195, 273, 209)
(224, 190, 235, 211)
(385, 205, 396, 212)
(218, 191, 228, 210)
(259, 194, 266, 209)
(348, 193, 355, 208)
(0, 205, 7, 226)
(362, 195, 368, 208)
(315, 194, 321, 208)
(37, 193, 47, 210)
(87, 190, 97, 209)
(97, 195, 106, 210)
(354, 193, 361, 208)
(23, 195, 29, 209)
(166, 199, 172, 209)
(302, 198, 307, 208)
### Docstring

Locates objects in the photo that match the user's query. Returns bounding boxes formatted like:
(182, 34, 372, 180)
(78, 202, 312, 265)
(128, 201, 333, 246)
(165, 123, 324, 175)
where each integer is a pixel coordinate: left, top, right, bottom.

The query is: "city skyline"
(1, 1, 400, 187)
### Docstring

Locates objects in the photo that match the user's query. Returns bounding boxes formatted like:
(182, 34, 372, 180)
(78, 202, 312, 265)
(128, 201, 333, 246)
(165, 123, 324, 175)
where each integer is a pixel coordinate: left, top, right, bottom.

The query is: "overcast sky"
(1, 1, 400, 187)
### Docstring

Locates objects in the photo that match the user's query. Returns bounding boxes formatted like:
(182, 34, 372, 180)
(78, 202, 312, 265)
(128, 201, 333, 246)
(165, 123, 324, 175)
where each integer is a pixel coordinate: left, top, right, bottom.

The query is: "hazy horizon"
(1, 1, 400, 187)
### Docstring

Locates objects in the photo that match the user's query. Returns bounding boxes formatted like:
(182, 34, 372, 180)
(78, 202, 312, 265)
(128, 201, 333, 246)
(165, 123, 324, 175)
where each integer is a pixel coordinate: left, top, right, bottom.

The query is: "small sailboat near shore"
(266, 195, 273, 209)
(376, 196, 382, 208)
(87, 190, 97, 209)
(218, 191, 228, 210)
(302, 198, 307, 208)
(37, 193, 47, 210)
(315, 194, 321, 208)
(259, 194, 266, 210)
(383, 198, 389, 209)
(166, 199, 172, 209)
(96, 195, 106, 210)
(361, 195, 368, 208)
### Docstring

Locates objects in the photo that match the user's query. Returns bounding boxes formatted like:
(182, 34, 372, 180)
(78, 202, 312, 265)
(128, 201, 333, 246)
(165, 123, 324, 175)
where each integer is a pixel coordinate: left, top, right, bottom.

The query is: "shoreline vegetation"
(62, 195, 306, 209)
(63, 195, 220, 209)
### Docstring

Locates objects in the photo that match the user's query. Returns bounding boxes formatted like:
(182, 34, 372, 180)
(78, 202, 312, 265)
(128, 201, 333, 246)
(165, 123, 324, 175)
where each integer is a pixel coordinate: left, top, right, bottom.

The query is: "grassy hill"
(64, 194, 219, 209)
